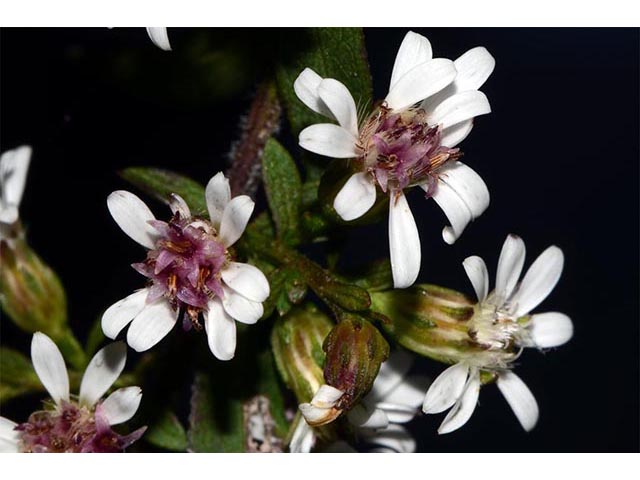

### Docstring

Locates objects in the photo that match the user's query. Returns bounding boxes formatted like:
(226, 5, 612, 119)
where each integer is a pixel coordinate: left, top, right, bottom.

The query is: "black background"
(1, 28, 638, 452)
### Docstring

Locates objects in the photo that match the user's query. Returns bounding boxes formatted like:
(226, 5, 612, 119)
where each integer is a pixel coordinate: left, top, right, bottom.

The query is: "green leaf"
(262, 138, 303, 246)
(277, 28, 373, 135)
(0, 347, 43, 402)
(346, 259, 394, 292)
(120, 167, 207, 215)
(145, 410, 188, 452)
(188, 371, 244, 452)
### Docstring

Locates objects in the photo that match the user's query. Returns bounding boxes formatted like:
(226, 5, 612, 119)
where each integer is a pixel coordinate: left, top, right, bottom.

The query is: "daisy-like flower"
(102, 172, 269, 360)
(0, 145, 31, 241)
(0, 333, 144, 453)
(294, 31, 494, 288)
(293, 351, 427, 453)
(422, 234, 573, 434)
(146, 27, 171, 51)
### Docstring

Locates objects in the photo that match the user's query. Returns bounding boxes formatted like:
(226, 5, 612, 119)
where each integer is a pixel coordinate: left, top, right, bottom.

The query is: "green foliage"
(145, 410, 188, 452)
(262, 138, 303, 246)
(0, 347, 43, 402)
(188, 371, 245, 452)
(276, 28, 373, 135)
(120, 167, 207, 215)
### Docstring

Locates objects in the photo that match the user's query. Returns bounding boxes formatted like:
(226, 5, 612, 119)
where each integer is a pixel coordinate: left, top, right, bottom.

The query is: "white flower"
(293, 351, 427, 453)
(422, 234, 573, 434)
(0, 145, 32, 240)
(102, 172, 270, 360)
(146, 27, 171, 51)
(0, 332, 143, 453)
(294, 31, 494, 288)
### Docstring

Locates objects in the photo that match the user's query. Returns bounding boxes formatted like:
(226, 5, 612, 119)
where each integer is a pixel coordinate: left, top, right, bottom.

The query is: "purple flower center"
(132, 212, 228, 330)
(358, 104, 462, 193)
(15, 401, 145, 453)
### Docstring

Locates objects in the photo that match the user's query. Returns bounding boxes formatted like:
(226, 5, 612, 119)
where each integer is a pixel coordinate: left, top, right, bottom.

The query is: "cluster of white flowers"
(0, 29, 573, 454)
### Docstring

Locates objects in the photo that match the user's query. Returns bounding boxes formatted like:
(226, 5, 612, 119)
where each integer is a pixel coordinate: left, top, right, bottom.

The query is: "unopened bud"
(371, 284, 485, 365)
(270, 304, 333, 404)
(322, 316, 389, 414)
(0, 239, 67, 338)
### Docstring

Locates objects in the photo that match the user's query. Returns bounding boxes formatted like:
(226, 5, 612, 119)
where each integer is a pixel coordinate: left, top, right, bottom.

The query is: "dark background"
(1, 28, 638, 452)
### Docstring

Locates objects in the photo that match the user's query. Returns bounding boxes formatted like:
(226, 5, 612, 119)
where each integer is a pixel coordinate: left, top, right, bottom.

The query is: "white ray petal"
(79, 342, 127, 407)
(390, 31, 433, 90)
(385, 58, 457, 112)
(333, 172, 377, 221)
(126, 300, 178, 352)
(100, 386, 143, 426)
(495, 234, 527, 304)
(366, 423, 416, 453)
(438, 161, 489, 219)
(511, 246, 564, 317)
(221, 262, 270, 303)
(293, 68, 334, 119)
(299, 124, 359, 158)
(318, 78, 359, 136)
(145, 27, 171, 51)
(219, 195, 254, 247)
(438, 368, 480, 434)
(347, 404, 390, 429)
(311, 384, 344, 408)
(204, 299, 237, 361)
(221, 287, 263, 325)
(440, 120, 474, 148)
(427, 90, 491, 129)
(496, 371, 539, 432)
(423, 362, 469, 414)
(169, 193, 191, 219)
(0, 438, 20, 453)
(299, 404, 331, 424)
(453, 46, 495, 91)
(463, 255, 489, 302)
(387, 375, 430, 411)
(107, 191, 159, 249)
(430, 181, 472, 245)
(0, 145, 32, 208)
(527, 312, 573, 348)
(0, 417, 20, 442)
(289, 419, 315, 453)
(388, 193, 421, 289)
(101, 288, 149, 340)
(368, 350, 413, 402)
(31, 332, 69, 405)
(205, 172, 231, 228)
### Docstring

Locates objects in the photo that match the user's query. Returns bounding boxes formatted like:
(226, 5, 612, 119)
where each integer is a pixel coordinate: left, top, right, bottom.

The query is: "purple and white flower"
(294, 31, 494, 288)
(422, 234, 573, 434)
(0, 145, 31, 241)
(293, 351, 427, 453)
(102, 172, 270, 360)
(0, 332, 144, 453)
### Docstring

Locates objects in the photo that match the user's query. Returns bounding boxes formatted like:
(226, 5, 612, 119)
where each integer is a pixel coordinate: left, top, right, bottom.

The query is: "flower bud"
(270, 304, 333, 404)
(322, 316, 389, 413)
(371, 284, 487, 365)
(0, 238, 67, 338)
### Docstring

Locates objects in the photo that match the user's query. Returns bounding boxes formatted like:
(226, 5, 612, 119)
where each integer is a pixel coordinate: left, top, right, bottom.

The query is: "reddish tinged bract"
(359, 105, 462, 194)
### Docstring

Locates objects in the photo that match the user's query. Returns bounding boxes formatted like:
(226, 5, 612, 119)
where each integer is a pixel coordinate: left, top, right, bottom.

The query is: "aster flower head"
(102, 172, 270, 360)
(0, 145, 32, 242)
(0, 333, 144, 453)
(422, 234, 573, 434)
(294, 31, 494, 288)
